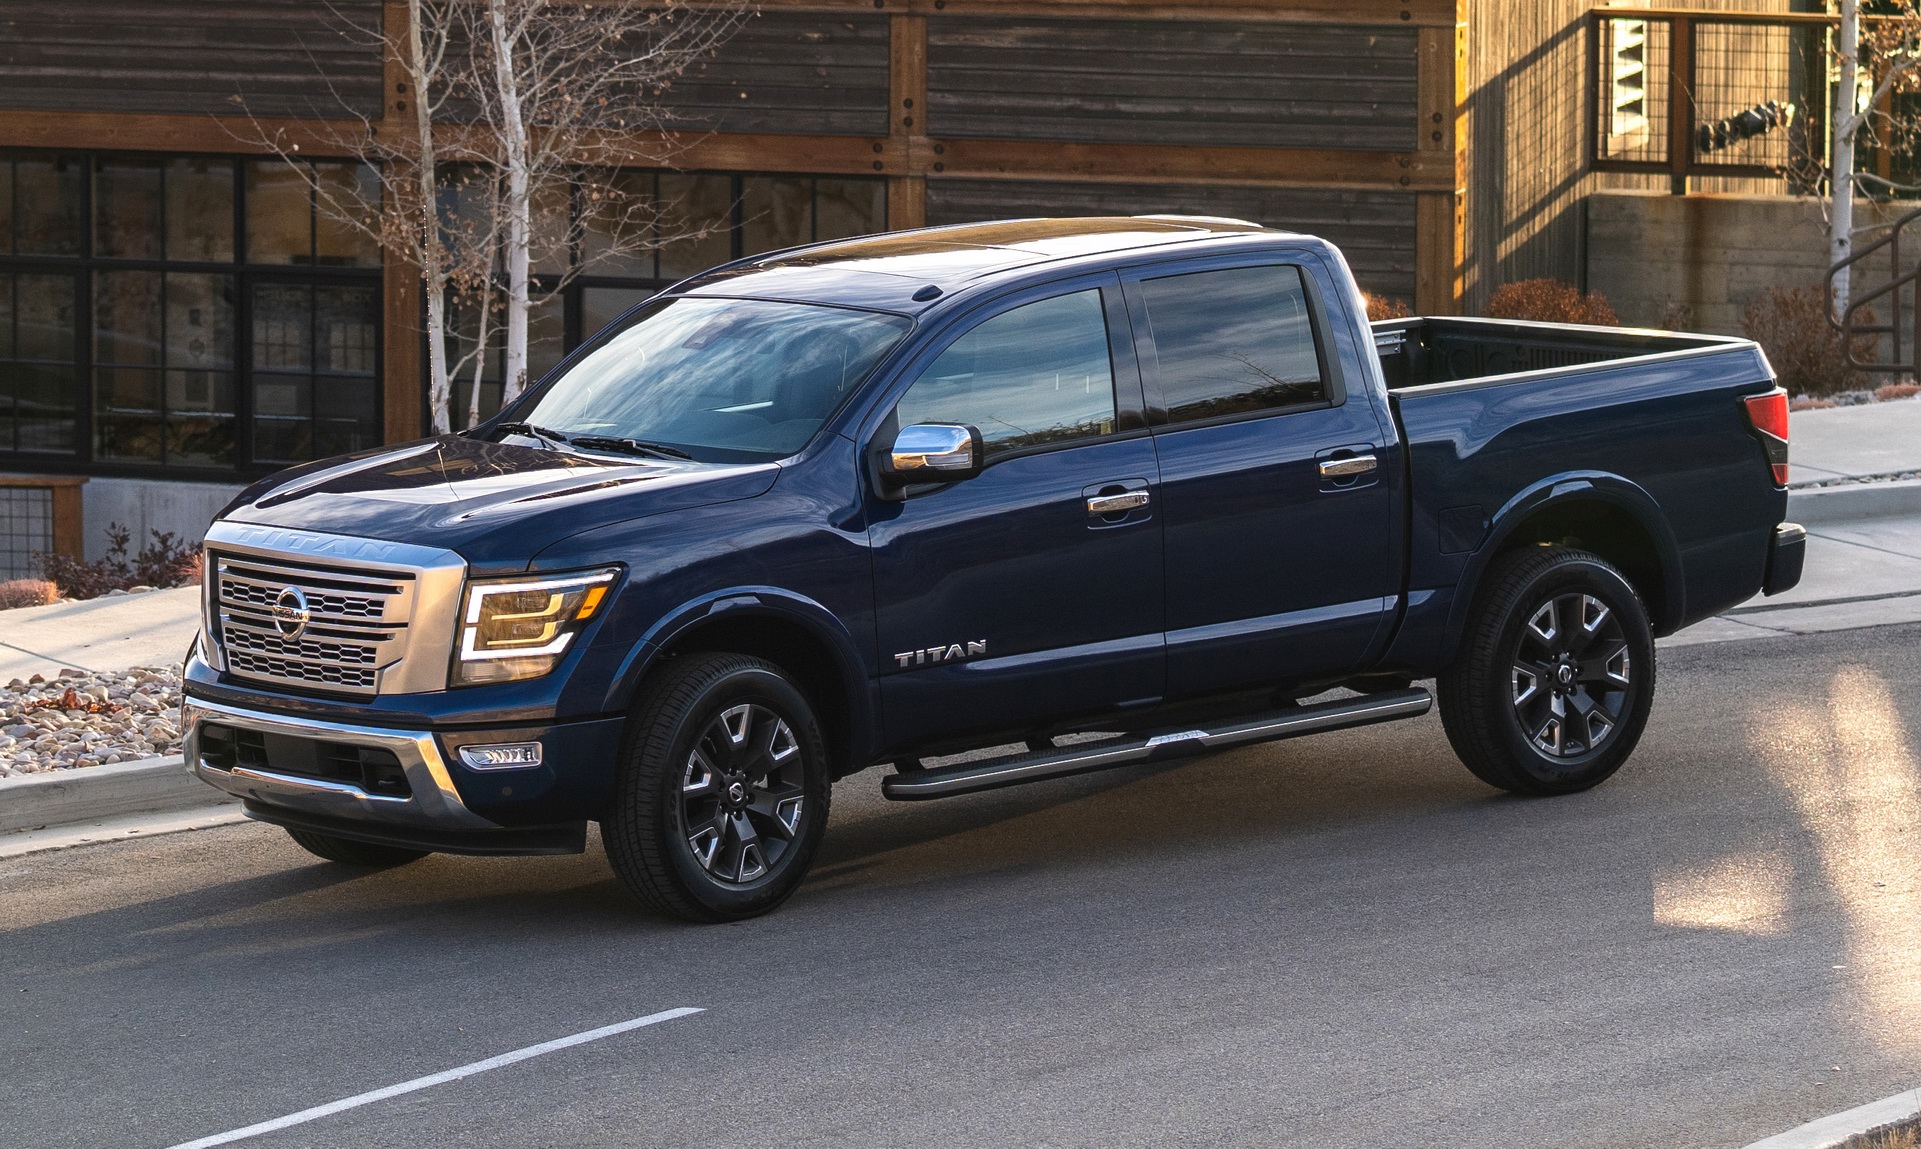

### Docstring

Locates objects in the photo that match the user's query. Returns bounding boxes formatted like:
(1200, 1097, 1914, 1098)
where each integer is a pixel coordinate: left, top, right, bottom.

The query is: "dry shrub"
(1363, 293, 1412, 321)
(1486, 279, 1620, 326)
(0, 578, 59, 610)
(1739, 286, 1875, 397)
(40, 523, 203, 601)
(1875, 381, 1920, 401)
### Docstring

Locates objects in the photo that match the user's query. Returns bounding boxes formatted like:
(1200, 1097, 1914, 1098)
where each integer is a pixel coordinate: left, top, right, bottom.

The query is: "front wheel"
(603, 653, 830, 922)
(1438, 547, 1656, 796)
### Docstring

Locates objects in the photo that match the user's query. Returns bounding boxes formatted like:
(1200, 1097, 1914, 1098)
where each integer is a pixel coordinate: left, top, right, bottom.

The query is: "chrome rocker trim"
(183, 696, 497, 831)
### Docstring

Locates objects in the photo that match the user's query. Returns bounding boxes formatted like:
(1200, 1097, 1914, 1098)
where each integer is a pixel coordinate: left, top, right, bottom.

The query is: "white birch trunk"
(408, 0, 453, 434)
(488, 0, 533, 406)
(1832, 0, 1861, 320)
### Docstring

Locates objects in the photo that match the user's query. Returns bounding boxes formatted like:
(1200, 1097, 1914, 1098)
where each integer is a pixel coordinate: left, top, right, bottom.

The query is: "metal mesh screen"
(1693, 21, 1827, 175)
(0, 487, 55, 579)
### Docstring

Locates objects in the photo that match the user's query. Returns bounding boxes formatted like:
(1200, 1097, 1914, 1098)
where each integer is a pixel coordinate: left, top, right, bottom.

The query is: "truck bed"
(1369, 315, 1783, 664)
(1372, 316, 1738, 391)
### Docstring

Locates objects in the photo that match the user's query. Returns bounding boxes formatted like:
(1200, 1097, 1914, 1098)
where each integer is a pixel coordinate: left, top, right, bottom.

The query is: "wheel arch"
(1445, 474, 1684, 660)
(609, 589, 878, 778)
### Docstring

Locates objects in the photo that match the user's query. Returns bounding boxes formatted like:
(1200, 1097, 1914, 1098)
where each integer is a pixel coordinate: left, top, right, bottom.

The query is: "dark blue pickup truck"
(183, 217, 1803, 920)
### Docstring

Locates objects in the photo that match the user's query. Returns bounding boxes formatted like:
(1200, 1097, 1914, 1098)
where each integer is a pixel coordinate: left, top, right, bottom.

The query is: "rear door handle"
(1317, 454, 1378, 480)
(1086, 490, 1151, 515)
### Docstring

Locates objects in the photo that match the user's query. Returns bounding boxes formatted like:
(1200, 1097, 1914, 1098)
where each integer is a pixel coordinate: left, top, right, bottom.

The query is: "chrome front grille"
(212, 554, 416, 697)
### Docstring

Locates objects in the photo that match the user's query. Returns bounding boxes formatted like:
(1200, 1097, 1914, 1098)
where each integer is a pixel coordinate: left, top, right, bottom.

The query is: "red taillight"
(1744, 390, 1790, 487)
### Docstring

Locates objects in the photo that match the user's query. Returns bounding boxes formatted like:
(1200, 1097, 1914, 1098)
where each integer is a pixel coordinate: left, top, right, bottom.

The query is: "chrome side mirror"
(882, 423, 983, 484)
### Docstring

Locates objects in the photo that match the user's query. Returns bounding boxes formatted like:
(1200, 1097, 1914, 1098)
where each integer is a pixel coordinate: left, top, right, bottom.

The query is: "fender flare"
(602, 586, 879, 764)
(1441, 472, 1686, 656)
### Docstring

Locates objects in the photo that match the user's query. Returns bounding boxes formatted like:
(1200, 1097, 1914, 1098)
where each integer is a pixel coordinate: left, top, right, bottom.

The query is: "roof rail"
(1132, 213, 1264, 230)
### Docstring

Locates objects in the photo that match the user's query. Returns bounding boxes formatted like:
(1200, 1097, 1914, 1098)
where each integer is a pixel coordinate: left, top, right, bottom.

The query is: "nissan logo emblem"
(272, 586, 312, 640)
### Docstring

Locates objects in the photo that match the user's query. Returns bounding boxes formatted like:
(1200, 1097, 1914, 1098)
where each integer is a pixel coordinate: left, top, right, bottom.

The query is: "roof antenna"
(912, 284, 943, 302)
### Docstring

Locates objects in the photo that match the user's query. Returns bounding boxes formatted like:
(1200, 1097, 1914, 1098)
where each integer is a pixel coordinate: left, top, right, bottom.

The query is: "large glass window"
(896, 290, 1117, 459)
(0, 149, 380, 475)
(1136, 265, 1329, 425)
(451, 171, 887, 426)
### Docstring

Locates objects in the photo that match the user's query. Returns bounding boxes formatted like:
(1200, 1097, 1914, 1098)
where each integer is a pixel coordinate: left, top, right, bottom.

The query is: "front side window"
(1138, 264, 1328, 425)
(895, 289, 1117, 459)
(514, 296, 911, 462)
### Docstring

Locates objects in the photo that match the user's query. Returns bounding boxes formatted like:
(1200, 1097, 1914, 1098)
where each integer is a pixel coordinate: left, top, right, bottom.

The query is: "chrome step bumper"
(183, 696, 497, 831)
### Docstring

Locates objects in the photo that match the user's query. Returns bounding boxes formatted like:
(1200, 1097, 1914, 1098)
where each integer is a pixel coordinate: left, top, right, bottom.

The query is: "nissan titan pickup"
(183, 217, 1805, 921)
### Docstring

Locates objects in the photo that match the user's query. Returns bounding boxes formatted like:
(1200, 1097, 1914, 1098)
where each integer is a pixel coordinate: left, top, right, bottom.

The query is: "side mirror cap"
(882, 423, 984, 484)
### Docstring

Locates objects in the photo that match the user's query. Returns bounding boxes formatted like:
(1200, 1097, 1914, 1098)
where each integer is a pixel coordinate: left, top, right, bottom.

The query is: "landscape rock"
(0, 665, 185, 778)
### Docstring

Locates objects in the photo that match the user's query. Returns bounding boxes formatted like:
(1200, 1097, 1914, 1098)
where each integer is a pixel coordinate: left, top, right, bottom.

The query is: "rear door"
(865, 274, 1164, 751)
(1122, 256, 1396, 698)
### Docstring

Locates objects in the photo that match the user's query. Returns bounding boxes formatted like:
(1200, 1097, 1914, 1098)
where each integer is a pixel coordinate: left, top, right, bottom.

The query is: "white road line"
(162, 1006, 705, 1149)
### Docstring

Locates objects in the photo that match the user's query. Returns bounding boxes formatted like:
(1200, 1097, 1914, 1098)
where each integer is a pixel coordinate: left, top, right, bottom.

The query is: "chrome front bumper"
(183, 696, 497, 831)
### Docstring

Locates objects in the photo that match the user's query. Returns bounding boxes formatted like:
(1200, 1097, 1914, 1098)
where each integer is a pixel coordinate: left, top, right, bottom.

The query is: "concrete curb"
(0, 755, 234, 835)
(1741, 1087, 1921, 1149)
(1788, 478, 1921, 525)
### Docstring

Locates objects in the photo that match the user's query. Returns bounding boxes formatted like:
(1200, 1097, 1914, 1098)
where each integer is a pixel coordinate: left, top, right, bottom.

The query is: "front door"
(867, 277, 1164, 752)
(1123, 258, 1397, 698)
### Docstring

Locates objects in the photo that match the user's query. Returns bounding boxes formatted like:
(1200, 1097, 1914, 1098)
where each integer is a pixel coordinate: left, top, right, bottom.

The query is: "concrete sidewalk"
(1789, 396, 1921, 485)
(0, 586, 199, 679)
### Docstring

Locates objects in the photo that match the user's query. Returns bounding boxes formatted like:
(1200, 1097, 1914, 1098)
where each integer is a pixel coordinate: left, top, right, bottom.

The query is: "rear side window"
(1137, 264, 1328, 425)
(895, 288, 1117, 459)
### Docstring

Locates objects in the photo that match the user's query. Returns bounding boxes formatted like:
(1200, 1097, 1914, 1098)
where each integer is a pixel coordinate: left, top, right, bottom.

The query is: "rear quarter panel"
(1386, 341, 1786, 668)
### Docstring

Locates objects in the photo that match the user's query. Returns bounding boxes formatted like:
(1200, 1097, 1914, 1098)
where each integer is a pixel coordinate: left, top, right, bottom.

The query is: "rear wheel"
(284, 828, 430, 868)
(1438, 547, 1655, 795)
(604, 653, 830, 922)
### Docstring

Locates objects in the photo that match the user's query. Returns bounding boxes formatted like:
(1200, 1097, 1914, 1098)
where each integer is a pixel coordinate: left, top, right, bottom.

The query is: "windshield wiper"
(490, 421, 574, 449)
(567, 435, 694, 461)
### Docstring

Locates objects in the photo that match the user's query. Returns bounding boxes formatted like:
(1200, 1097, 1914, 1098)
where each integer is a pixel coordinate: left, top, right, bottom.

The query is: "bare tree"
(1828, 0, 1921, 317)
(456, 0, 750, 406)
(230, 0, 501, 435)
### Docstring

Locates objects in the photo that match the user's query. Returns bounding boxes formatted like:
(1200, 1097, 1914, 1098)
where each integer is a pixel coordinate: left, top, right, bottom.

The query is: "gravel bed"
(1791, 469, 1921, 490)
(0, 667, 183, 777)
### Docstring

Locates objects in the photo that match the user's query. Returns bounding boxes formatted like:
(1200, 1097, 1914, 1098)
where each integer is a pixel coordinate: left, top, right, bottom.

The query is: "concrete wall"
(80, 478, 246, 562)
(1585, 190, 1909, 334)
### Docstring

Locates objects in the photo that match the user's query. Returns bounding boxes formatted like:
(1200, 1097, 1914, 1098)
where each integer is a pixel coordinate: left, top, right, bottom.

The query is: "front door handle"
(1087, 490, 1151, 515)
(1317, 454, 1378, 480)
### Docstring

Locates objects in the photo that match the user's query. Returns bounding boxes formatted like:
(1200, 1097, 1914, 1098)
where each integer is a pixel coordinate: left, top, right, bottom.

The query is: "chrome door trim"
(1317, 454, 1378, 479)
(1086, 490, 1151, 515)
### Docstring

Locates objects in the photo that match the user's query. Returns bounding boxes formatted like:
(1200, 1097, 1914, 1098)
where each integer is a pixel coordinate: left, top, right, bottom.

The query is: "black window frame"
(0, 148, 383, 481)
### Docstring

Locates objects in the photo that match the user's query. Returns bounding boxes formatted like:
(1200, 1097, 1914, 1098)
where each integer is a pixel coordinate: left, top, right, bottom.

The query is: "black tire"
(1438, 547, 1656, 796)
(284, 827, 431, 868)
(604, 653, 831, 922)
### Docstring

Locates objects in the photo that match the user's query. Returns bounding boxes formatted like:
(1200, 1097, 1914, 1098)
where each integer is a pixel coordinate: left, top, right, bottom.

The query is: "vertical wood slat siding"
(925, 179, 1416, 301)
(0, 0, 383, 119)
(657, 12, 891, 137)
(926, 17, 1421, 151)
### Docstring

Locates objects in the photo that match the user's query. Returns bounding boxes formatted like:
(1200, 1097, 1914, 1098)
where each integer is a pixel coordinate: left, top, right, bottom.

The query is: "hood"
(221, 435, 780, 569)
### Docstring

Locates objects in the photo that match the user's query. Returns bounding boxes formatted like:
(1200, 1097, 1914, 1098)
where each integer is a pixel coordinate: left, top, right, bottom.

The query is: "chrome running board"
(881, 687, 1432, 801)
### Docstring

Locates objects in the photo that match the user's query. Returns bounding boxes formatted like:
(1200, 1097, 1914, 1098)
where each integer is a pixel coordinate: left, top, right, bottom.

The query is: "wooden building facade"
(0, 0, 1467, 483)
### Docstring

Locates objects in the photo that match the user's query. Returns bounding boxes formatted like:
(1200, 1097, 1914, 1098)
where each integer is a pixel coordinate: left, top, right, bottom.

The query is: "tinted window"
(896, 289, 1116, 459)
(517, 296, 911, 462)
(1139, 265, 1327, 424)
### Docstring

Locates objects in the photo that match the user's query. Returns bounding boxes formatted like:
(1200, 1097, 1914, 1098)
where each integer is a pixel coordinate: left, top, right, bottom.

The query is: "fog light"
(457, 742, 544, 770)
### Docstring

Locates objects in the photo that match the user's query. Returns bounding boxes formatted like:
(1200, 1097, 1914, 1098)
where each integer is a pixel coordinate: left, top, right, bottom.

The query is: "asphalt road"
(5, 625, 1920, 1149)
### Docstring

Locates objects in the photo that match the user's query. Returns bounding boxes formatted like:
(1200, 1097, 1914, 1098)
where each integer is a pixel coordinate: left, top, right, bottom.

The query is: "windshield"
(505, 296, 913, 462)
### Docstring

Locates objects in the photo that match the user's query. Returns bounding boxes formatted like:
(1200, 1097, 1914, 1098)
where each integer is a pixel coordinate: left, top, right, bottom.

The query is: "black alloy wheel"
(679, 702, 808, 886)
(1508, 591, 1633, 758)
(605, 652, 830, 921)
(1439, 546, 1656, 796)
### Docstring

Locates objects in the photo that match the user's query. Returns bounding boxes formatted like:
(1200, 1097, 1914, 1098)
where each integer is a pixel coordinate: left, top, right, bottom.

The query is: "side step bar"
(881, 687, 1432, 801)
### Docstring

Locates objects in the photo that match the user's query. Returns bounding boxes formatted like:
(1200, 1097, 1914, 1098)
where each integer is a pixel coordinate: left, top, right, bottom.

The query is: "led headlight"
(453, 568, 619, 686)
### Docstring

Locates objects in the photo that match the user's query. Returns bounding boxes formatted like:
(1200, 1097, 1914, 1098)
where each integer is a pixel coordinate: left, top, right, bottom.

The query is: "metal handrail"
(1825, 204, 1921, 374)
